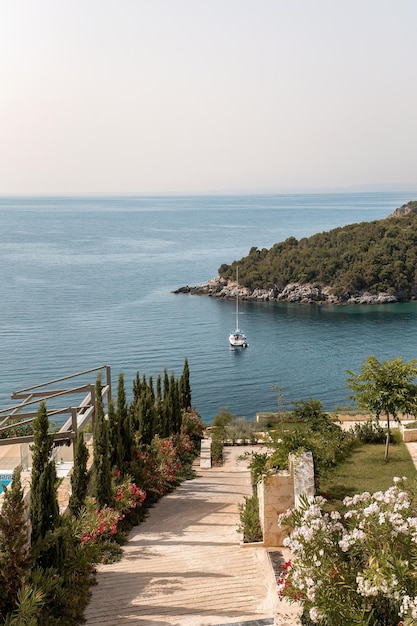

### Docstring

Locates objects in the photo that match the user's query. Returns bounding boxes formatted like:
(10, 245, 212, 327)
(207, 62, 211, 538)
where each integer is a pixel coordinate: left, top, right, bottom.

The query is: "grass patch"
(321, 438, 417, 511)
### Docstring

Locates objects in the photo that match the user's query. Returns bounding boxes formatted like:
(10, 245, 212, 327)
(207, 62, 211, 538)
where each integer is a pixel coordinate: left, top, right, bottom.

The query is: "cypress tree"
(132, 371, 141, 404)
(138, 387, 158, 446)
(155, 374, 163, 435)
(69, 433, 89, 517)
(30, 401, 59, 546)
(180, 357, 192, 409)
(148, 375, 155, 403)
(93, 376, 113, 508)
(162, 369, 171, 436)
(137, 391, 147, 445)
(0, 466, 31, 615)
(169, 373, 181, 434)
(108, 399, 123, 471)
(162, 396, 171, 438)
(117, 372, 128, 428)
(116, 374, 132, 472)
(129, 373, 142, 436)
(107, 399, 116, 464)
(156, 374, 162, 404)
(163, 368, 170, 399)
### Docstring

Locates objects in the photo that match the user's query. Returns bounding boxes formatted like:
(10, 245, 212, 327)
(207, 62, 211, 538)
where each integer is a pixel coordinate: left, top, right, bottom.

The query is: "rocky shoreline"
(173, 276, 399, 305)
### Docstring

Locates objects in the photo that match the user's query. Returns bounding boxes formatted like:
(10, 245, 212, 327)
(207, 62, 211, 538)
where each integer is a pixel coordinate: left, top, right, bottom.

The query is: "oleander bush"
(278, 479, 417, 625)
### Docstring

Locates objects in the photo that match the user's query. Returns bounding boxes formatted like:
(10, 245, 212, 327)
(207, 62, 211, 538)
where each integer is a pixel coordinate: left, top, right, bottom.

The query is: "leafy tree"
(0, 466, 32, 615)
(291, 398, 339, 432)
(69, 433, 89, 517)
(30, 402, 59, 546)
(346, 355, 417, 460)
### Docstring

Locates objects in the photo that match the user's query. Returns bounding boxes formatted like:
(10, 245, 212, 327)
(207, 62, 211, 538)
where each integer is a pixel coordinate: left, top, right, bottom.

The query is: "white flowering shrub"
(278, 478, 417, 625)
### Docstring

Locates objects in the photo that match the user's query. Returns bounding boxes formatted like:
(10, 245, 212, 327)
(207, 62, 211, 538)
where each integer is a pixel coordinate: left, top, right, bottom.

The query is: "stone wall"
(258, 451, 315, 547)
(402, 426, 417, 442)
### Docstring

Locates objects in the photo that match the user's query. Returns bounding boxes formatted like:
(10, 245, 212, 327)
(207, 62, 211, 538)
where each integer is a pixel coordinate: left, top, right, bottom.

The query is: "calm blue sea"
(1, 191, 417, 424)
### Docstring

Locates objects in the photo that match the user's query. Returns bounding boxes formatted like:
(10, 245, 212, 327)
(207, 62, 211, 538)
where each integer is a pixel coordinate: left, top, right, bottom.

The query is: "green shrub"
(257, 400, 356, 490)
(211, 428, 224, 465)
(210, 408, 234, 464)
(246, 451, 269, 486)
(225, 416, 258, 445)
(98, 539, 123, 564)
(238, 495, 263, 543)
(353, 419, 386, 443)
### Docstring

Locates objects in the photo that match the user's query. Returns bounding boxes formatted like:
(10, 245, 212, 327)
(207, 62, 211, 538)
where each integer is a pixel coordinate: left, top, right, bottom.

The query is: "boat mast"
(235, 266, 239, 330)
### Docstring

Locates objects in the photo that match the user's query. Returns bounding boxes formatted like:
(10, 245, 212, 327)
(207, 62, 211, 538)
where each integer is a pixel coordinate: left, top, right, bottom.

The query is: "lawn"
(321, 436, 417, 510)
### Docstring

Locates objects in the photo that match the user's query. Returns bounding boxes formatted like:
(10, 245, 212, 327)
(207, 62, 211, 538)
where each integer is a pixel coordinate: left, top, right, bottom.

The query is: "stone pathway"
(84, 446, 300, 626)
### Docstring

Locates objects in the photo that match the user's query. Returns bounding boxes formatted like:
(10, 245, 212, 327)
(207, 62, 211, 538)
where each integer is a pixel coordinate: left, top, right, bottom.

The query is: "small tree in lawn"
(346, 355, 417, 461)
(0, 465, 32, 615)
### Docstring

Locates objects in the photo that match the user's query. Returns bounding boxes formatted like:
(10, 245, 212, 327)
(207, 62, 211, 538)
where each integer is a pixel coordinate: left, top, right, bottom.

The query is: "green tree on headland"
(346, 355, 417, 460)
(219, 204, 417, 299)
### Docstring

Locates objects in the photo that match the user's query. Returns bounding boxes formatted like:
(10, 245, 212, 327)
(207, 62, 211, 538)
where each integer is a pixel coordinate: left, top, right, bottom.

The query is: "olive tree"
(346, 355, 417, 460)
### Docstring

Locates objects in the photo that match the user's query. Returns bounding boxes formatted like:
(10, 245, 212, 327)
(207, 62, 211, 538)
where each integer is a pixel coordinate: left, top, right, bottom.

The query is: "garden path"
(83, 445, 299, 626)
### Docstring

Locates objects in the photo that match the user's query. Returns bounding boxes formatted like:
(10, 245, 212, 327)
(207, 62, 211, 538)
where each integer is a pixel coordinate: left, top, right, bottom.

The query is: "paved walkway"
(404, 440, 417, 467)
(84, 446, 299, 626)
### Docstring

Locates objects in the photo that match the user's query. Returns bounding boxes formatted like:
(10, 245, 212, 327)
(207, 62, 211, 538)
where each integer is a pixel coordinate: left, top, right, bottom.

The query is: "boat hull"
(229, 331, 248, 347)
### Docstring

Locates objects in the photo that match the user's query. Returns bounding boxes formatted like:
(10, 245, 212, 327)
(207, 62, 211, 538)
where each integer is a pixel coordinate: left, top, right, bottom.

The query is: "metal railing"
(0, 365, 112, 457)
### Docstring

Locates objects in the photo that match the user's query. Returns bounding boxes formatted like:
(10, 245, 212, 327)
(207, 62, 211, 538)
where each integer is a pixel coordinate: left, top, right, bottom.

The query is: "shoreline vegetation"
(174, 200, 417, 305)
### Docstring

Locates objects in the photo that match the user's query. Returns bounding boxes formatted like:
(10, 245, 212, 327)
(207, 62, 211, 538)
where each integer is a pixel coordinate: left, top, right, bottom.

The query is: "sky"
(1, 0, 417, 195)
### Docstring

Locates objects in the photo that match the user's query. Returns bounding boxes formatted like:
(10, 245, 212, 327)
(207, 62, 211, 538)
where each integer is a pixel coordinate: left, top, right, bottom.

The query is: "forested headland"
(176, 200, 417, 304)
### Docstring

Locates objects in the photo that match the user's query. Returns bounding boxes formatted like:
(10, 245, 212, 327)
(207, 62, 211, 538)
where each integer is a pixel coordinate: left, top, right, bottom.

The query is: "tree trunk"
(384, 412, 390, 462)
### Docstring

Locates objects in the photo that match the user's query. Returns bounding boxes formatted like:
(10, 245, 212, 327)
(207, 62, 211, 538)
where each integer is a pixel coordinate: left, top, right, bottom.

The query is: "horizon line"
(1, 184, 417, 198)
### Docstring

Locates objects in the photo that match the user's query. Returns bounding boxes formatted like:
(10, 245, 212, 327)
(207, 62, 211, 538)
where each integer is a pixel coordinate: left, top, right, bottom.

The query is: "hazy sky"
(1, 0, 417, 195)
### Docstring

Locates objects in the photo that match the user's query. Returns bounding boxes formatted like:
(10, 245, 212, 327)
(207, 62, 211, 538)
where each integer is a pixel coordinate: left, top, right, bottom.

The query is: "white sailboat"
(229, 267, 248, 348)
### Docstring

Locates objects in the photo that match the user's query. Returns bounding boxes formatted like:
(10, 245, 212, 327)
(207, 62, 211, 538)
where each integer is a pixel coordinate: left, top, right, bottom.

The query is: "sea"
(1, 191, 417, 425)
